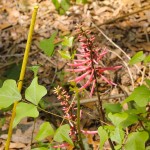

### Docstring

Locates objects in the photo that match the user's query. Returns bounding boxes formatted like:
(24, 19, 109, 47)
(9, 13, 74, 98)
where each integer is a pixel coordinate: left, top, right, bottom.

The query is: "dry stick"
(4, 6, 39, 150)
(49, 94, 125, 107)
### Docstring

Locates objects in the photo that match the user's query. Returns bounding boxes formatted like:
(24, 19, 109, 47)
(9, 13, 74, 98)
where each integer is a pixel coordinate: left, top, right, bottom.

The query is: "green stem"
(76, 93, 85, 150)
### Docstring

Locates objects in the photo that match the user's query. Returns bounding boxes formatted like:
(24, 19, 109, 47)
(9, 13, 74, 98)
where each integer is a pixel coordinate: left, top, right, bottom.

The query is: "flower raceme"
(67, 30, 122, 96)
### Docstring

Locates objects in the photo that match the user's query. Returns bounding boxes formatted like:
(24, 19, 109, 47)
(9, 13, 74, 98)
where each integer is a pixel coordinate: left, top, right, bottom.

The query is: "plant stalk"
(76, 93, 85, 150)
(5, 6, 38, 150)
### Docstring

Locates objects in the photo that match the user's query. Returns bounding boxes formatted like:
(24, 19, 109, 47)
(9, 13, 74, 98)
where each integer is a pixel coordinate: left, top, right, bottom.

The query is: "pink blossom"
(53, 143, 69, 148)
(67, 29, 121, 96)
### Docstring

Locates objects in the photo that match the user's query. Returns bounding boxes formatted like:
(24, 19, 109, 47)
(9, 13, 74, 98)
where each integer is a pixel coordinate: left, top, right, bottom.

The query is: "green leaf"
(145, 79, 150, 88)
(58, 50, 71, 60)
(144, 55, 150, 64)
(60, 0, 70, 11)
(122, 85, 150, 107)
(108, 112, 128, 126)
(59, 8, 66, 15)
(110, 126, 124, 144)
(121, 114, 138, 128)
(98, 126, 108, 150)
(39, 32, 57, 57)
(54, 124, 73, 146)
(76, 0, 87, 4)
(104, 103, 122, 114)
(4, 64, 21, 80)
(31, 148, 48, 150)
(129, 51, 145, 65)
(0, 80, 21, 108)
(124, 131, 149, 150)
(52, 0, 60, 10)
(35, 122, 54, 141)
(62, 36, 74, 47)
(28, 65, 40, 77)
(25, 77, 47, 105)
(13, 102, 39, 127)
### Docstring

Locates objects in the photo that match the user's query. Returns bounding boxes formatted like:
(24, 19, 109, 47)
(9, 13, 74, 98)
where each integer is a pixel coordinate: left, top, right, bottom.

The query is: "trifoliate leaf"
(110, 126, 124, 144)
(98, 126, 108, 150)
(0, 80, 21, 108)
(129, 51, 145, 65)
(60, 0, 70, 11)
(52, 0, 60, 10)
(58, 50, 71, 60)
(76, 0, 87, 4)
(39, 32, 57, 56)
(124, 131, 149, 150)
(28, 65, 40, 77)
(108, 112, 128, 127)
(35, 122, 54, 141)
(25, 77, 47, 105)
(144, 55, 150, 64)
(122, 85, 150, 107)
(121, 114, 138, 128)
(54, 124, 74, 146)
(104, 103, 122, 114)
(62, 36, 74, 47)
(13, 102, 39, 127)
(145, 79, 150, 88)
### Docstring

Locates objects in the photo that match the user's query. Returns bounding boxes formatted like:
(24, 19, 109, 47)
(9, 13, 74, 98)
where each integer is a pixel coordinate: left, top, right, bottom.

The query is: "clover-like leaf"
(98, 126, 109, 150)
(39, 32, 57, 57)
(108, 112, 128, 127)
(35, 122, 54, 141)
(110, 126, 124, 144)
(54, 124, 73, 146)
(25, 77, 47, 105)
(129, 51, 145, 65)
(124, 131, 149, 150)
(62, 36, 74, 47)
(0, 80, 21, 108)
(13, 102, 39, 127)
(58, 50, 71, 60)
(122, 85, 150, 107)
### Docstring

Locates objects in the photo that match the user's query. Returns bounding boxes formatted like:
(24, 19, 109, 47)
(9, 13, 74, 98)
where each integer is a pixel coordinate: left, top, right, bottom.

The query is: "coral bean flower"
(67, 30, 122, 97)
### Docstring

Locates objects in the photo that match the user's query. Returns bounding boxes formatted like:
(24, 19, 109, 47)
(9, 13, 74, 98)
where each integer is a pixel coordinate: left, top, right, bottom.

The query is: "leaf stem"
(5, 6, 38, 150)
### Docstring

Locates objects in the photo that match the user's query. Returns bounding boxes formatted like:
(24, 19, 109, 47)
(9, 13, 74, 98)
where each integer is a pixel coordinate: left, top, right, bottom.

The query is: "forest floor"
(0, 0, 150, 149)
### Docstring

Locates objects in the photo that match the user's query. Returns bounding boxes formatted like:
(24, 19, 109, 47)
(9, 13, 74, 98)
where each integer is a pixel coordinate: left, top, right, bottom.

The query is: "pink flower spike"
(67, 59, 90, 67)
(79, 70, 94, 91)
(101, 75, 116, 85)
(97, 50, 108, 61)
(90, 79, 95, 97)
(53, 143, 69, 148)
(80, 110, 83, 118)
(74, 70, 91, 83)
(66, 66, 90, 72)
(81, 130, 98, 134)
(75, 53, 90, 57)
(93, 59, 98, 65)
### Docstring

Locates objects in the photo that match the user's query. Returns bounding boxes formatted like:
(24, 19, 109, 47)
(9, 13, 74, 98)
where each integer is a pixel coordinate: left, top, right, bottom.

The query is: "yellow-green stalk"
(5, 5, 39, 150)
